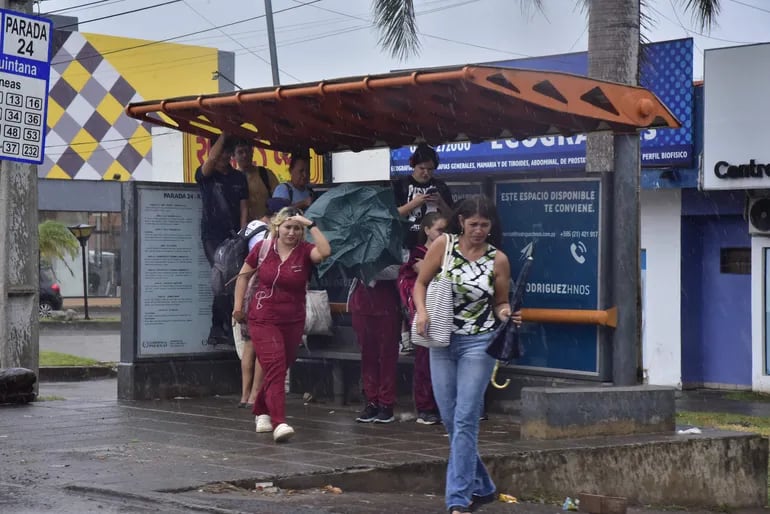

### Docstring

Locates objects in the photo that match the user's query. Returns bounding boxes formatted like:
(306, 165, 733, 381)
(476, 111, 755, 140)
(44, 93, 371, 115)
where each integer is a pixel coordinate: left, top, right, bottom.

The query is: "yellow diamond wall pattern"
(43, 32, 151, 180)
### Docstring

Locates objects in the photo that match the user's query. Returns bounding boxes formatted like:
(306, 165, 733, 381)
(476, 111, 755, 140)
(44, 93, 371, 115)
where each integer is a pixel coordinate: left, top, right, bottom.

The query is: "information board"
(0, 9, 51, 164)
(496, 179, 601, 374)
(137, 187, 224, 357)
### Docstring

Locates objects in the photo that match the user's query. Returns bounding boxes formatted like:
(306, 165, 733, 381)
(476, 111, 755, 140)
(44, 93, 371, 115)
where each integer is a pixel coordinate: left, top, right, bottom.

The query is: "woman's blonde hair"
(269, 206, 302, 238)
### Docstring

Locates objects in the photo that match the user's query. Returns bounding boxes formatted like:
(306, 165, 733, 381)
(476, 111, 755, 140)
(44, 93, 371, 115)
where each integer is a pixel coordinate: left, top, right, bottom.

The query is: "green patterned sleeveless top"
(444, 239, 497, 335)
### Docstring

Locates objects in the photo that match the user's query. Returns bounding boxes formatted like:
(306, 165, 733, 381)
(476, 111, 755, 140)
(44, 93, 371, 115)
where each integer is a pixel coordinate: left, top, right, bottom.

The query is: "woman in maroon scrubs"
(232, 206, 330, 443)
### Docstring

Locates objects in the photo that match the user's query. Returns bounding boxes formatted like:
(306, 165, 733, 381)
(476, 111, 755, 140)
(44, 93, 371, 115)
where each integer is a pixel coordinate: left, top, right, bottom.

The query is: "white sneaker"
(273, 423, 294, 443)
(255, 414, 273, 433)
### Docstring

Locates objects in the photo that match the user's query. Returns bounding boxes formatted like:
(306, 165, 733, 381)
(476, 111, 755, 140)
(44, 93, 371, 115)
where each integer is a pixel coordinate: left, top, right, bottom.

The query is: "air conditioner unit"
(748, 196, 770, 235)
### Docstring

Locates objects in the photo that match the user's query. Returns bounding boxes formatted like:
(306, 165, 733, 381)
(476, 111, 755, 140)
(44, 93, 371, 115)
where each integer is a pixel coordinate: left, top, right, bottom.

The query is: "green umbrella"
(305, 183, 405, 283)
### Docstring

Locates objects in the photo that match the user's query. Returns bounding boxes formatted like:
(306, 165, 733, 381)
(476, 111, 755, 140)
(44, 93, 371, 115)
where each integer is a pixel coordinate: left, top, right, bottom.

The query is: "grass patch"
(40, 317, 120, 323)
(677, 411, 770, 436)
(724, 391, 770, 403)
(40, 351, 100, 367)
(37, 395, 65, 401)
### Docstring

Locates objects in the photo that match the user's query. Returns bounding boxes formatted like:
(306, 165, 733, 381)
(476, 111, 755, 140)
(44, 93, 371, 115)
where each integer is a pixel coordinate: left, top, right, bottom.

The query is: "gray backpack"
(210, 224, 268, 296)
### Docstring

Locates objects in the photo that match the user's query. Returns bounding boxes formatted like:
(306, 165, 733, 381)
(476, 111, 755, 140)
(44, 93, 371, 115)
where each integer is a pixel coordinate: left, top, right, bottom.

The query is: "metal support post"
(611, 133, 641, 385)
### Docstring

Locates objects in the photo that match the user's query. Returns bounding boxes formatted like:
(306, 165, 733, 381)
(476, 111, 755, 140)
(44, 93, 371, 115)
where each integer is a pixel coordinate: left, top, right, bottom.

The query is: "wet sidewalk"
(0, 380, 766, 513)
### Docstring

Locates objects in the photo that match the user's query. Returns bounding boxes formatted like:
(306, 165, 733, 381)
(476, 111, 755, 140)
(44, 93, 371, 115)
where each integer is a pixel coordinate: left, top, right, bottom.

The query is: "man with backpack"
(233, 139, 280, 220)
(272, 151, 315, 210)
(196, 134, 248, 345)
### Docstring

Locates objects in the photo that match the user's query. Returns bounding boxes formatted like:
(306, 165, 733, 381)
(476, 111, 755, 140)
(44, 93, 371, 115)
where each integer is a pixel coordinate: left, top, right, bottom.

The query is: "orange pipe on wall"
(521, 307, 617, 328)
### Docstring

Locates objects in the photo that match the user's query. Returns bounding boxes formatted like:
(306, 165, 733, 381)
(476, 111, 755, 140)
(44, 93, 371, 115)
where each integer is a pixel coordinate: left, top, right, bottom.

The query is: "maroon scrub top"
(245, 239, 315, 323)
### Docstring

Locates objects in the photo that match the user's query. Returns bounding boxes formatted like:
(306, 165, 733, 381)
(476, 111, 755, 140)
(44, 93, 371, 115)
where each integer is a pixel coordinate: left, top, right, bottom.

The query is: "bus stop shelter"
(127, 64, 678, 154)
(121, 64, 679, 400)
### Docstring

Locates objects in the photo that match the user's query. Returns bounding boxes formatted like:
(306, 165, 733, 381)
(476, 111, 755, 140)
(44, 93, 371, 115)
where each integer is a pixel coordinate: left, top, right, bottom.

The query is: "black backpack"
(210, 224, 268, 296)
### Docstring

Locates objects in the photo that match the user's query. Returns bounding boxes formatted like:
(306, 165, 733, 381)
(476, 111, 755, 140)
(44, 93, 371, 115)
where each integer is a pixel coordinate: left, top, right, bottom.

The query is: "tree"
(372, 1, 719, 61)
(372, 0, 719, 385)
(38, 220, 79, 276)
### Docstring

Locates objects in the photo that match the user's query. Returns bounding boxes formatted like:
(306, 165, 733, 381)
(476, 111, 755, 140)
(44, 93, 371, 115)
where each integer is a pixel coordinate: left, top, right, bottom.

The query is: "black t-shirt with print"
(393, 175, 453, 249)
(195, 165, 248, 242)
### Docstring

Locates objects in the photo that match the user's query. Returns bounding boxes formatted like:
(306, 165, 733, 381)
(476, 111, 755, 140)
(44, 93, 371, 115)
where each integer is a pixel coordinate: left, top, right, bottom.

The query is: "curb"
(39, 366, 118, 382)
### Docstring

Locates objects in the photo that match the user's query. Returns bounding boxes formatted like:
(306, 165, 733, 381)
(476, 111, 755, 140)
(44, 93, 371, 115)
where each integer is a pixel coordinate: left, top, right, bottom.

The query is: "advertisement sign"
(392, 39, 694, 175)
(703, 43, 770, 190)
(136, 187, 223, 357)
(496, 179, 601, 374)
(0, 9, 52, 164)
(183, 133, 325, 184)
(446, 181, 483, 203)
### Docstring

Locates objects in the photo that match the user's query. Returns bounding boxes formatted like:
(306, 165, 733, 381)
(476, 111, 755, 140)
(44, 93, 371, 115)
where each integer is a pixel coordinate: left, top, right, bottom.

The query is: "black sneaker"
(416, 411, 441, 425)
(374, 405, 395, 423)
(355, 403, 379, 423)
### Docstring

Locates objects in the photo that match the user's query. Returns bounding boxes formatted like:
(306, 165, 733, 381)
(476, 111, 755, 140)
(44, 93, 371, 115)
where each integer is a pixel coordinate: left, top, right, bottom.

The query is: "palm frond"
(678, 0, 720, 30)
(39, 221, 80, 275)
(372, 0, 420, 61)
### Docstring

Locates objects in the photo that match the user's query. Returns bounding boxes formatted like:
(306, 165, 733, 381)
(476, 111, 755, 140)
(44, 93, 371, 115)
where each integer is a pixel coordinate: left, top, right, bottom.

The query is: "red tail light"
(51, 283, 61, 293)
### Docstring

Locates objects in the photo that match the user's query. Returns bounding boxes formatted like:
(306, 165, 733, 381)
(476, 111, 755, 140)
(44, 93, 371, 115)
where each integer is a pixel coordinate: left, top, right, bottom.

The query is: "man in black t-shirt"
(393, 143, 453, 249)
(196, 134, 248, 345)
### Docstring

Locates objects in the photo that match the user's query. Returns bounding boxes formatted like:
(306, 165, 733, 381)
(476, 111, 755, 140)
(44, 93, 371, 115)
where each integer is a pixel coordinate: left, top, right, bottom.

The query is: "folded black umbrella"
(486, 255, 533, 362)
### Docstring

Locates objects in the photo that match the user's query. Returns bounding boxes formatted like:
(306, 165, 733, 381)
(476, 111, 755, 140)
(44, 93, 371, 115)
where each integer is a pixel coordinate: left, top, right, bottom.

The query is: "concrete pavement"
(0, 378, 765, 514)
(21, 328, 770, 512)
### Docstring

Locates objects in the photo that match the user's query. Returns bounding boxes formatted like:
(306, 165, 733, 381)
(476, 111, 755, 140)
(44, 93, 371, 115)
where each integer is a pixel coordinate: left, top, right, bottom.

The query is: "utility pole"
(264, 0, 280, 86)
(0, 0, 39, 380)
(586, 0, 641, 386)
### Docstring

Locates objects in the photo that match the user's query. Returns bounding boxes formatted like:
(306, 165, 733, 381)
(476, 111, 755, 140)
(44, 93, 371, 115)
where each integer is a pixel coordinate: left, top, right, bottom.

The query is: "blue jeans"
(430, 331, 497, 511)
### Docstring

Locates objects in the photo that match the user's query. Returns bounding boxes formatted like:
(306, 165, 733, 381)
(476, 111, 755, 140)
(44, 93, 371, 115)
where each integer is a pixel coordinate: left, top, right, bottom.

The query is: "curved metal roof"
(126, 64, 680, 154)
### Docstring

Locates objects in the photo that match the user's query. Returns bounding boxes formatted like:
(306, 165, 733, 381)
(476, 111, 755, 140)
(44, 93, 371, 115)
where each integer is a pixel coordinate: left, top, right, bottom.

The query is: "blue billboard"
(496, 179, 601, 374)
(392, 39, 694, 175)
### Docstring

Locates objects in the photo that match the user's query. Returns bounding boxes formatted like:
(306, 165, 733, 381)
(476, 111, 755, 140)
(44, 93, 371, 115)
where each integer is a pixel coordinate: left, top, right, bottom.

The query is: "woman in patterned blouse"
(412, 195, 522, 514)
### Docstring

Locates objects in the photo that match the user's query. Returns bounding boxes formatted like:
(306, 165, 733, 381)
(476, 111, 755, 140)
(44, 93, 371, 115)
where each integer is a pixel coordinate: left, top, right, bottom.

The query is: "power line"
(44, 131, 177, 156)
(51, 0, 321, 66)
(648, 2, 754, 44)
(666, 0, 702, 52)
(56, 0, 183, 30)
(43, 0, 128, 15)
(294, 0, 531, 57)
(181, 0, 303, 83)
(727, 0, 770, 15)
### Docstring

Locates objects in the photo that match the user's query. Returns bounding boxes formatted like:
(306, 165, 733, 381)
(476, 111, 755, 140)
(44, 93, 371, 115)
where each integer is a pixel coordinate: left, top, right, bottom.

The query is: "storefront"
(702, 43, 770, 391)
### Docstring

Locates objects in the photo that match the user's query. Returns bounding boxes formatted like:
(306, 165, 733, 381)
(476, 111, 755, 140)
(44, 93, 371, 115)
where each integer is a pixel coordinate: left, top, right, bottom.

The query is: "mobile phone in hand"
(425, 186, 438, 195)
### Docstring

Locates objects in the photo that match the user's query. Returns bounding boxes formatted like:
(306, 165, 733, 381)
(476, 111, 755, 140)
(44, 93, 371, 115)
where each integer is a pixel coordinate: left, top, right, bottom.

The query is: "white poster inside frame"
(703, 43, 770, 191)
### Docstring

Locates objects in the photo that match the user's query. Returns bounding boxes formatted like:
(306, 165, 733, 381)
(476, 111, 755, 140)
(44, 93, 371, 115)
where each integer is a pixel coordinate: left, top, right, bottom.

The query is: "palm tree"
(38, 220, 79, 276)
(372, 0, 719, 386)
(373, 1, 719, 63)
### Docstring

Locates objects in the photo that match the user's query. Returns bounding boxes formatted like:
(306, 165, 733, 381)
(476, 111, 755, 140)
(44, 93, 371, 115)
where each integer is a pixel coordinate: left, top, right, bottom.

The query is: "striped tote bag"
(411, 234, 455, 348)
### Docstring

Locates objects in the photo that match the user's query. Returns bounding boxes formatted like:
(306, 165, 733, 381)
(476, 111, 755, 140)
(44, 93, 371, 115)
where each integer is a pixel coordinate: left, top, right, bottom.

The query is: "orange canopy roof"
(126, 64, 680, 154)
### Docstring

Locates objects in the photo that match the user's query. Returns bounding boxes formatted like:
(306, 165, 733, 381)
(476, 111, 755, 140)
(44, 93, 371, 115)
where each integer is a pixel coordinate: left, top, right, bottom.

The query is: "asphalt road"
(40, 327, 119, 363)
